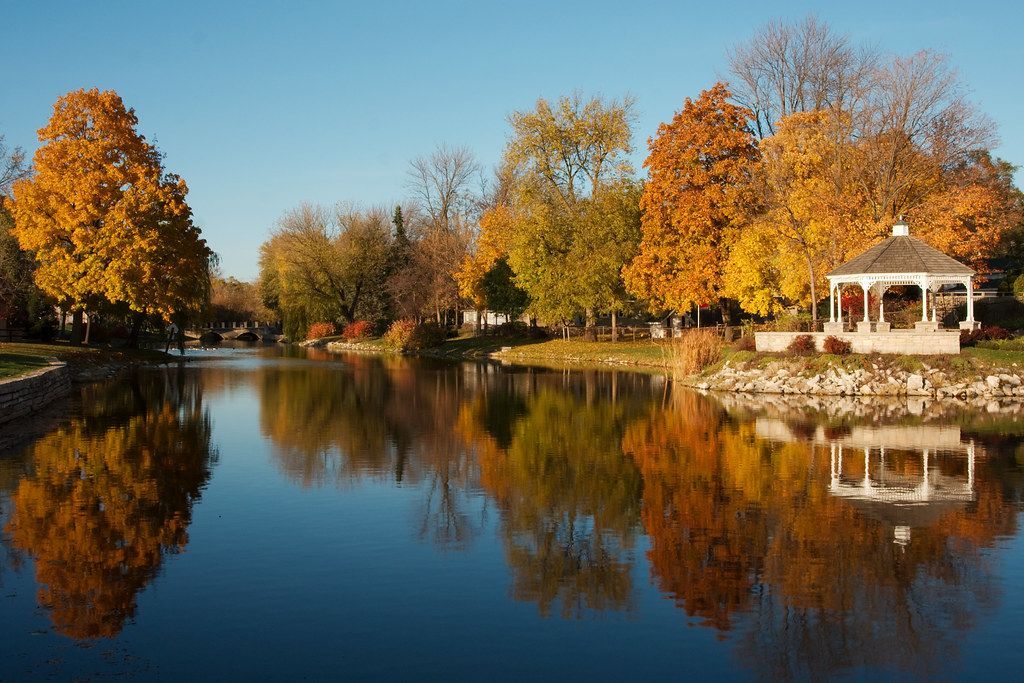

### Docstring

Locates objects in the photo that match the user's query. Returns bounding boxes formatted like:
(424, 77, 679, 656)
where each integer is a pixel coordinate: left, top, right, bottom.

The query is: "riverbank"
(687, 349, 1024, 400)
(317, 334, 675, 369)
(0, 342, 182, 383)
(312, 332, 1024, 401)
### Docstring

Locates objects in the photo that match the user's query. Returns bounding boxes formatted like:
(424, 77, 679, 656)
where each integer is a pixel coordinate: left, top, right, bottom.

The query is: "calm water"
(3, 347, 1024, 681)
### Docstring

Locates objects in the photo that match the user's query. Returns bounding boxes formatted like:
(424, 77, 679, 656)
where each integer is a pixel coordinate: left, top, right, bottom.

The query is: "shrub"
(411, 321, 448, 349)
(383, 320, 417, 350)
(342, 320, 374, 339)
(732, 335, 755, 352)
(787, 334, 816, 355)
(962, 325, 1011, 347)
(306, 322, 336, 340)
(383, 320, 448, 351)
(669, 329, 723, 376)
(822, 335, 852, 355)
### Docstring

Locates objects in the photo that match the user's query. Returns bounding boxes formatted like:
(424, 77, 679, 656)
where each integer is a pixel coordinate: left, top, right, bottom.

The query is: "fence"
(546, 324, 743, 342)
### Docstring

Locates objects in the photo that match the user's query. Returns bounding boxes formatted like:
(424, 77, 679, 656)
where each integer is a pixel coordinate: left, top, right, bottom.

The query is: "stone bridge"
(185, 322, 285, 343)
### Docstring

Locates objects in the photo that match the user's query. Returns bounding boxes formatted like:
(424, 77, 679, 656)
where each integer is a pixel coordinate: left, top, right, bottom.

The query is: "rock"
(907, 374, 925, 393)
(986, 375, 1002, 390)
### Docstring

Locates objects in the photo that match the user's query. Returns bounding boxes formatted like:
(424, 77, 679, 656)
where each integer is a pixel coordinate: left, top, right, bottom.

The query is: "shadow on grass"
(0, 353, 51, 379)
(425, 334, 542, 359)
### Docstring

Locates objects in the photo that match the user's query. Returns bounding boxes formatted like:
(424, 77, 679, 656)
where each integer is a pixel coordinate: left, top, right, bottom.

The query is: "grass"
(0, 341, 177, 373)
(492, 337, 674, 367)
(0, 352, 51, 379)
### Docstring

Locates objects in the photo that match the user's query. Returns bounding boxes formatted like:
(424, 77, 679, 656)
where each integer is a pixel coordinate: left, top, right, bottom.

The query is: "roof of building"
(829, 232, 975, 278)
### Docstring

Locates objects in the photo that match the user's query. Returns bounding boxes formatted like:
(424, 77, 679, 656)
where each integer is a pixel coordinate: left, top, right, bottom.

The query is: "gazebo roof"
(828, 221, 975, 278)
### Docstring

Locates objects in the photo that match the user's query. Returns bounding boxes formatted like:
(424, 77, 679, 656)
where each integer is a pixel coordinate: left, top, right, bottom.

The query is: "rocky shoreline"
(688, 359, 1024, 400)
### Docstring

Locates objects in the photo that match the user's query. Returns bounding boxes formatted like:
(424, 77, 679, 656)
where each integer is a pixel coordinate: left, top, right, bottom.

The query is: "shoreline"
(312, 334, 1024, 402)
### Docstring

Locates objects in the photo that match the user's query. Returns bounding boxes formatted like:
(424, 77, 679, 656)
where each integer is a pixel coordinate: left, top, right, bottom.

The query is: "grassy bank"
(0, 341, 178, 378)
(317, 331, 1024, 385)
(0, 352, 51, 379)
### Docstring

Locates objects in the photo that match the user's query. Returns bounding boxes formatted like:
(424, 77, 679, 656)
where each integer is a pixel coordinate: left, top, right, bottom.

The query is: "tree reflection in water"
(624, 390, 1021, 679)
(4, 369, 216, 640)
(260, 354, 1024, 676)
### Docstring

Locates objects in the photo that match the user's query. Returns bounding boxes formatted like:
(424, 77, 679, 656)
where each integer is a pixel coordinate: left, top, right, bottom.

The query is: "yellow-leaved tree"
(725, 111, 863, 321)
(11, 88, 211, 343)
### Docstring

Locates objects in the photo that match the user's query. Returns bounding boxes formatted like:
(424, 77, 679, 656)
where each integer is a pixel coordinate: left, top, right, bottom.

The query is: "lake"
(2, 346, 1024, 680)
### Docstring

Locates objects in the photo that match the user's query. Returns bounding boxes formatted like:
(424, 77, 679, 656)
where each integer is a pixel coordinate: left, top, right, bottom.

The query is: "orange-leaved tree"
(11, 88, 211, 343)
(624, 83, 759, 317)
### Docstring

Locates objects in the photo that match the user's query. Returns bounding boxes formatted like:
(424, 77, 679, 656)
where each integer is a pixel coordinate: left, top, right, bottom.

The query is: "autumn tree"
(259, 203, 392, 338)
(721, 19, 1014, 322)
(11, 89, 212, 343)
(403, 144, 480, 324)
(501, 93, 639, 335)
(624, 83, 759, 318)
(727, 16, 875, 139)
(724, 111, 862, 321)
(210, 275, 272, 322)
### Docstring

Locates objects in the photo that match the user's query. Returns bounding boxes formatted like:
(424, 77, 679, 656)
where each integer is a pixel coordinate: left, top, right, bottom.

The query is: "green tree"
(503, 93, 640, 335)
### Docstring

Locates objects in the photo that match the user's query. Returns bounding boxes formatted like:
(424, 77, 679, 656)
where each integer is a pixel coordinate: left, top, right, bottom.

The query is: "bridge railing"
(195, 321, 282, 330)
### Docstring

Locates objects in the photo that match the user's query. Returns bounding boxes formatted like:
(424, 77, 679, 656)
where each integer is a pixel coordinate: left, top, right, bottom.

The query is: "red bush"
(342, 320, 374, 339)
(822, 335, 852, 355)
(787, 334, 816, 355)
(306, 322, 337, 340)
(961, 325, 1011, 346)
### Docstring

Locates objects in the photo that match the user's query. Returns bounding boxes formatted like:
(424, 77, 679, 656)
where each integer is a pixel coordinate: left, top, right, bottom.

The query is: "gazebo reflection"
(757, 420, 978, 546)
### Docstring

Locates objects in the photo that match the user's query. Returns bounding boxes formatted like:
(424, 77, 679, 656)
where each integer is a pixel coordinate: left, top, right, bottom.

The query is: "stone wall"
(0, 361, 72, 426)
(754, 330, 961, 355)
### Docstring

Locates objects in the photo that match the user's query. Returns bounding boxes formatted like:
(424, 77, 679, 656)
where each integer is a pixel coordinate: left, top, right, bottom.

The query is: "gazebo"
(824, 219, 979, 334)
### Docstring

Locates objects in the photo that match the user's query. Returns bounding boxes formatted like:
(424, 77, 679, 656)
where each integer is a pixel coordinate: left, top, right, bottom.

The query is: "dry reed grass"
(668, 329, 724, 378)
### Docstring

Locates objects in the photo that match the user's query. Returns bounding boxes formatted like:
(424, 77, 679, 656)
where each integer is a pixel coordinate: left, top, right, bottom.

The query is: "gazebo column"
(824, 281, 843, 334)
(857, 279, 872, 333)
(960, 275, 981, 331)
(916, 275, 939, 331)
(876, 285, 891, 332)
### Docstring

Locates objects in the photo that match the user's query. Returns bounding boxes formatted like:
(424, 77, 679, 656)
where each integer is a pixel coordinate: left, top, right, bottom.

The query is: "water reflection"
(248, 354, 1024, 676)
(3, 370, 217, 639)
(3, 350, 1024, 679)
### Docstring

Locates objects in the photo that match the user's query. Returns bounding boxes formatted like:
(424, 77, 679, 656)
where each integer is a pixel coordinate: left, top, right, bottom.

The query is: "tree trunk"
(611, 310, 618, 342)
(127, 312, 145, 348)
(71, 310, 84, 345)
(718, 298, 733, 326)
(806, 253, 818, 326)
(584, 307, 596, 341)
(83, 312, 92, 345)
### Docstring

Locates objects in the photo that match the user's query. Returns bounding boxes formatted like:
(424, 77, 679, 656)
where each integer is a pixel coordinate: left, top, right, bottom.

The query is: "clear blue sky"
(3, 0, 1022, 280)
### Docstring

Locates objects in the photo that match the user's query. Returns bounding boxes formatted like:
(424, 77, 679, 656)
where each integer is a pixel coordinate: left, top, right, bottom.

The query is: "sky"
(2, 0, 1022, 280)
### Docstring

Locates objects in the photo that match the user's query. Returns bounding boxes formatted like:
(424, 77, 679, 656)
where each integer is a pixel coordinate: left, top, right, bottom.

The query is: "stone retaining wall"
(0, 361, 72, 426)
(755, 330, 960, 355)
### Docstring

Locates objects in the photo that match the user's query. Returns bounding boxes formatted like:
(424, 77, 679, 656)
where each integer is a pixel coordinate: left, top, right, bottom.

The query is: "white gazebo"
(825, 219, 979, 334)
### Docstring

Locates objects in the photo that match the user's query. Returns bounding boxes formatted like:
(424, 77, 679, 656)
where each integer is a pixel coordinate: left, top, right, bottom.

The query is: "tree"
(725, 111, 859, 321)
(210, 276, 272, 322)
(502, 93, 639, 334)
(10, 89, 212, 343)
(727, 16, 875, 139)
(456, 204, 515, 315)
(405, 144, 480, 324)
(0, 133, 29, 195)
(624, 83, 760, 317)
(480, 258, 528, 322)
(259, 203, 392, 338)
(0, 200, 51, 335)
